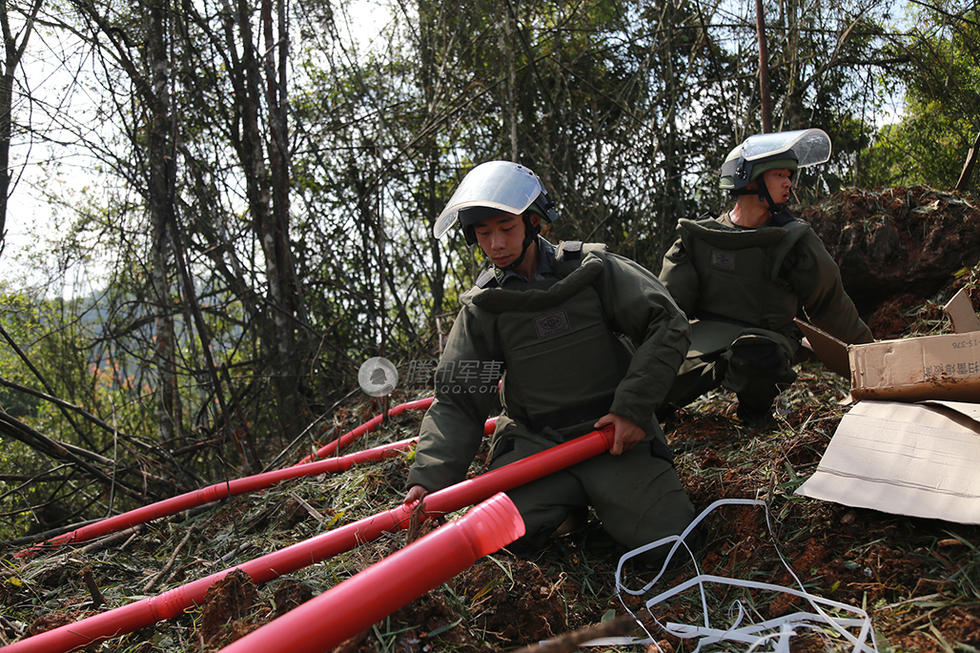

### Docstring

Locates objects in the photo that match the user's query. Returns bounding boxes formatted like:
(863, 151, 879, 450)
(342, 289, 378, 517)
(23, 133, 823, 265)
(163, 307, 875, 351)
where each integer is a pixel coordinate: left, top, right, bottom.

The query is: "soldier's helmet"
(433, 161, 558, 244)
(719, 129, 832, 192)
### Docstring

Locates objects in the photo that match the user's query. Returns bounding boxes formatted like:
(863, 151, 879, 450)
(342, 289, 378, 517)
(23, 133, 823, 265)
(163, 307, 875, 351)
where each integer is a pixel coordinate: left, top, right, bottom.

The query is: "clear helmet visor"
(433, 161, 544, 239)
(737, 128, 832, 168)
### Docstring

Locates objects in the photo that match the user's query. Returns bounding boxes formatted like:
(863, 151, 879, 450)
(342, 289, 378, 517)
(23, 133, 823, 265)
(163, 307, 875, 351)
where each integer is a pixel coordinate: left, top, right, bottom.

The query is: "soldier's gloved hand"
(594, 413, 645, 455)
(403, 484, 428, 506)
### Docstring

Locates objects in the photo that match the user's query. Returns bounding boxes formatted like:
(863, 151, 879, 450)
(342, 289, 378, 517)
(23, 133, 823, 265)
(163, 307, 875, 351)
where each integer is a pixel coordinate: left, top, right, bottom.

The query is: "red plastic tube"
(17, 398, 495, 557)
(297, 397, 433, 463)
(219, 492, 524, 653)
(4, 427, 613, 653)
(14, 438, 417, 559)
(297, 397, 497, 463)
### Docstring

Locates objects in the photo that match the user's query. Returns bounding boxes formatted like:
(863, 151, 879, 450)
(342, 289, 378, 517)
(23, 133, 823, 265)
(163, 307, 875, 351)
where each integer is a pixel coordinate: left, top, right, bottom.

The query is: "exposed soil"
(25, 610, 90, 638)
(198, 569, 259, 648)
(379, 558, 576, 651)
(272, 578, 315, 617)
(799, 185, 980, 336)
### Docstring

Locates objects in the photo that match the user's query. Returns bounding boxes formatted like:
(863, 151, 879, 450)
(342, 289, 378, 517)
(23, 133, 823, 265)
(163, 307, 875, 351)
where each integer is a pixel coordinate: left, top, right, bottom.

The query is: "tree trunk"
(955, 130, 980, 191)
(0, 0, 43, 255)
(417, 1, 445, 332)
(260, 0, 308, 439)
(145, 0, 180, 445)
(225, 0, 307, 441)
(755, 0, 772, 132)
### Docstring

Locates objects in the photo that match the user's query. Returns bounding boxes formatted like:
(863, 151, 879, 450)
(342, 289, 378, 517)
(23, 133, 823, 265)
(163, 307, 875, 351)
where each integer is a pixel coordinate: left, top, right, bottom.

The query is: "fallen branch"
(510, 615, 640, 653)
(0, 410, 145, 501)
(0, 376, 200, 492)
(142, 526, 198, 593)
(78, 526, 142, 555)
(0, 323, 100, 451)
(287, 491, 325, 524)
(2, 517, 101, 547)
(0, 375, 154, 451)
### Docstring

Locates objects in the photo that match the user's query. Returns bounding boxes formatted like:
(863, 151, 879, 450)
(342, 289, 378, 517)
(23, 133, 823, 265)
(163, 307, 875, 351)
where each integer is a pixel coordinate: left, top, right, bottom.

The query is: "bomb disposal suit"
(659, 130, 873, 419)
(408, 161, 695, 551)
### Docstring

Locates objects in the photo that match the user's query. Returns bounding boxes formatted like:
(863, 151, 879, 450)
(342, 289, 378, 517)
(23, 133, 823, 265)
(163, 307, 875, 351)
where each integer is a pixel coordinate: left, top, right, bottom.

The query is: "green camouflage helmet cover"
(719, 129, 832, 191)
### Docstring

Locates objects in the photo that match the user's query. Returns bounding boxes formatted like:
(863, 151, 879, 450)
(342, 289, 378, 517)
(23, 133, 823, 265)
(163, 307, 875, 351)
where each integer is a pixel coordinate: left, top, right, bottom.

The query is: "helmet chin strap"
(755, 183, 797, 226)
(732, 182, 790, 226)
(499, 214, 539, 272)
(757, 183, 785, 213)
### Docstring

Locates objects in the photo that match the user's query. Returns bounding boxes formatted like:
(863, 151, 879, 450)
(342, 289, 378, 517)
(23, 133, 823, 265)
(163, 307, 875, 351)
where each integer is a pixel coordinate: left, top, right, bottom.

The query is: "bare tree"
(0, 0, 43, 257)
(144, 0, 180, 445)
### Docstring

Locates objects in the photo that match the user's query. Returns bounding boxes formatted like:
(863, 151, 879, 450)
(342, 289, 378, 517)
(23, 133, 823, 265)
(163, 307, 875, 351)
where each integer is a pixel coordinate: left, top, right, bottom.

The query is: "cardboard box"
(795, 318, 850, 377)
(798, 290, 980, 523)
(848, 331, 980, 402)
(944, 286, 980, 334)
(846, 288, 980, 402)
(797, 289, 980, 401)
(796, 400, 980, 524)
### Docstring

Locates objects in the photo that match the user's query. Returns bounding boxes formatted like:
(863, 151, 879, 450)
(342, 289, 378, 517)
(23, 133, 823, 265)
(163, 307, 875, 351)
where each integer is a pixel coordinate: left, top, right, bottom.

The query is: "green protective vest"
(677, 216, 811, 339)
(471, 243, 631, 435)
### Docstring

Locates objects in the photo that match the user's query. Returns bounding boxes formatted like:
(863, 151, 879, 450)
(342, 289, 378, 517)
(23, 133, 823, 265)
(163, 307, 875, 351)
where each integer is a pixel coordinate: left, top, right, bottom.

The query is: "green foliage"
(0, 286, 93, 539)
(859, 4, 980, 192)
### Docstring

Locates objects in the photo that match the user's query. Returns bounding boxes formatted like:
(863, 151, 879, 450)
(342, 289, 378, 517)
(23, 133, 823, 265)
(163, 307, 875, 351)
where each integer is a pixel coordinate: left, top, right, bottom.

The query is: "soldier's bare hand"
(404, 484, 428, 506)
(594, 413, 645, 455)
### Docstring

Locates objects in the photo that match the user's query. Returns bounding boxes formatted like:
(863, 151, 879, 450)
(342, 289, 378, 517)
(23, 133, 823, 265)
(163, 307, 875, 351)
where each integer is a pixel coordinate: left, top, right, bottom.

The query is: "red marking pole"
(15, 438, 417, 559)
(297, 397, 434, 463)
(17, 396, 493, 558)
(219, 493, 524, 653)
(297, 397, 496, 463)
(5, 428, 613, 653)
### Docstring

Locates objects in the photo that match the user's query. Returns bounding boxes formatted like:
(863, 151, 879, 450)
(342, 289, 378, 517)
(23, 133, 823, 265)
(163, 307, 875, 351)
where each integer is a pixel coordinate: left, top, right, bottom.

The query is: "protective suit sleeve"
(789, 231, 874, 344)
(406, 301, 499, 491)
(597, 252, 692, 426)
(658, 235, 699, 316)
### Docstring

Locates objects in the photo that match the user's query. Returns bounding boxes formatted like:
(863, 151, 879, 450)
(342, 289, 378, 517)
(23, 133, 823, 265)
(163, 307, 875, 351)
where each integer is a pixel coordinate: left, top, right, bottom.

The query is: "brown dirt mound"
(384, 558, 572, 651)
(271, 578, 314, 617)
(799, 186, 980, 326)
(454, 558, 570, 644)
(198, 569, 259, 649)
(25, 610, 90, 638)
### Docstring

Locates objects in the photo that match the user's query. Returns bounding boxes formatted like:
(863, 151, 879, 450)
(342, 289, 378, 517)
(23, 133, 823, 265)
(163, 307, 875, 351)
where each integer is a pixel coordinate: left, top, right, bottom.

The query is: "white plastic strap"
(611, 498, 879, 653)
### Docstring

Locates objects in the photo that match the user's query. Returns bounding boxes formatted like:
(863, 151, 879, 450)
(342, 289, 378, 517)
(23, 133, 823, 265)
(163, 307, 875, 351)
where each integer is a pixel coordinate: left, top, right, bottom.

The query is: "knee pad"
(729, 337, 790, 376)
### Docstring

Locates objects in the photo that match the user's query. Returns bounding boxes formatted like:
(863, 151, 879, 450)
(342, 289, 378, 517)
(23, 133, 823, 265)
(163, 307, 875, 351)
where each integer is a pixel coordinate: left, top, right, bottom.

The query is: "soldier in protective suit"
(404, 160, 695, 553)
(658, 129, 873, 426)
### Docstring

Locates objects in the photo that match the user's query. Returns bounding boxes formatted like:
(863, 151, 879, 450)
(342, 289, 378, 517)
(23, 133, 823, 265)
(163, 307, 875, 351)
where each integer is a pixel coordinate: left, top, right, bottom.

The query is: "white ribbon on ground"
(600, 498, 879, 653)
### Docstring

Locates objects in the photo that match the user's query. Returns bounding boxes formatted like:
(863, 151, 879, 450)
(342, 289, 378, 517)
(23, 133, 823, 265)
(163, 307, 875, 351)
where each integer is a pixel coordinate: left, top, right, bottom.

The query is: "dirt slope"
(800, 185, 980, 337)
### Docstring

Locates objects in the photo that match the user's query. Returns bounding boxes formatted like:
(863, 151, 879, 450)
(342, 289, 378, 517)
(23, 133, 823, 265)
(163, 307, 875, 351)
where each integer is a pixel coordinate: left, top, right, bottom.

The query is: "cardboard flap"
(943, 287, 980, 334)
(796, 400, 980, 524)
(918, 400, 980, 425)
(794, 318, 849, 377)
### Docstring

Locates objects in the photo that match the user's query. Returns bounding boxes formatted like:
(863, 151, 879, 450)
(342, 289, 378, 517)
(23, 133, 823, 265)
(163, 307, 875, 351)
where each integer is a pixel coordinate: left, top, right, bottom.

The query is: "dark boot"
(735, 398, 777, 430)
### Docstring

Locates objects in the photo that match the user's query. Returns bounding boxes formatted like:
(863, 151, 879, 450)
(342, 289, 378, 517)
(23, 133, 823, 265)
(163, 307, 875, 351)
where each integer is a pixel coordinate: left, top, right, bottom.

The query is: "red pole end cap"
(458, 492, 525, 558)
